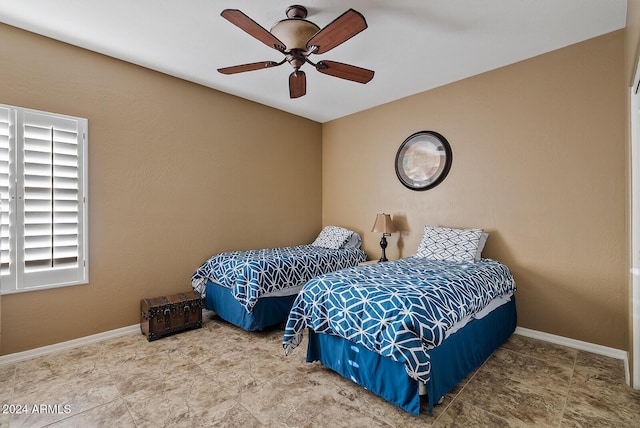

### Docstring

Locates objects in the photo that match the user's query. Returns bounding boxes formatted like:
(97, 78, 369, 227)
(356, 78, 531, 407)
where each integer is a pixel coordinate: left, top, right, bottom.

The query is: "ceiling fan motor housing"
(285, 5, 308, 19)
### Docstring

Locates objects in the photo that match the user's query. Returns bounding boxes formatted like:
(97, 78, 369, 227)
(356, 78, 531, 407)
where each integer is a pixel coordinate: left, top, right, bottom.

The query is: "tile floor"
(1, 313, 639, 427)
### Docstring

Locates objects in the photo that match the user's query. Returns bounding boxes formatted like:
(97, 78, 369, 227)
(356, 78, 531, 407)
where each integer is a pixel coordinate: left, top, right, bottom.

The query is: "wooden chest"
(140, 291, 203, 341)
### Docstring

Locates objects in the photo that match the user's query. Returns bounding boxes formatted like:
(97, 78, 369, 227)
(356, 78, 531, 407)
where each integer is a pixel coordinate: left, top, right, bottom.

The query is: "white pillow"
(415, 226, 483, 262)
(475, 232, 489, 261)
(341, 232, 362, 249)
(311, 226, 354, 250)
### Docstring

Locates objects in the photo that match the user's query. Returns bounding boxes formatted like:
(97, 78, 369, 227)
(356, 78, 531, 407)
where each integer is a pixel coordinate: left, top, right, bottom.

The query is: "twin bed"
(192, 225, 517, 415)
(282, 226, 517, 414)
(191, 226, 366, 331)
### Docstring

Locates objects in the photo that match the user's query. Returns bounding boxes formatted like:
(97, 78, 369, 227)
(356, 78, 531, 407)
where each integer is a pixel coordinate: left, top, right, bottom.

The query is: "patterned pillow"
(415, 226, 483, 262)
(311, 226, 354, 250)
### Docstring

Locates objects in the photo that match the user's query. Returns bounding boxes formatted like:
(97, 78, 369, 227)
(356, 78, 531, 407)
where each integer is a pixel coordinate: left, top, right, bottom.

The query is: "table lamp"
(371, 213, 396, 262)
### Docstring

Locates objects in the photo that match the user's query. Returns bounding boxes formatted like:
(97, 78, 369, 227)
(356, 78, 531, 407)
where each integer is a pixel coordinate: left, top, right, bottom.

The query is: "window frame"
(0, 103, 89, 294)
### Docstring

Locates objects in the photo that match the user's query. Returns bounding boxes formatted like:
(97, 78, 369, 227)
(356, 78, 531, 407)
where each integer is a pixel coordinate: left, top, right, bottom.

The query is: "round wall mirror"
(395, 130, 452, 191)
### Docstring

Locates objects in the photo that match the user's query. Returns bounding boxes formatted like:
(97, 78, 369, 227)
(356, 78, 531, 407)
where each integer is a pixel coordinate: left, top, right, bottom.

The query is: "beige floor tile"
(500, 334, 577, 367)
(173, 320, 250, 365)
(433, 400, 522, 428)
(98, 332, 181, 366)
(46, 399, 136, 428)
(107, 347, 203, 396)
(10, 376, 120, 427)
(197, 348, 292, 397)
(455, 355, 568, 427)
(305, 402, 394, 427)
(0, 363, 16, 384)
(0, 364, 16, 409)
(560, 406, 626, 427)
(481, 347, 574, 392)
(565, 362, 640, 427)
(121, 367, 235, 427)
(14, 343, 109, 388)
(191, 399, 266, 428)
(574, 350, 626, 382)
(236, 363, 354, 427)
(8, 343, 119, 428)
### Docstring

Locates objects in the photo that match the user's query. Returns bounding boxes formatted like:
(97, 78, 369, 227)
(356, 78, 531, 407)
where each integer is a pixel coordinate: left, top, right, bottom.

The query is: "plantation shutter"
(19, 111, 87, 289)
(0, 103, 88, 294)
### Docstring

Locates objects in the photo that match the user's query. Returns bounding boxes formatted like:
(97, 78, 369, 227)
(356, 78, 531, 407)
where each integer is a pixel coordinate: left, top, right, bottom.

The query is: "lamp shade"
(371, 213, 396, 234)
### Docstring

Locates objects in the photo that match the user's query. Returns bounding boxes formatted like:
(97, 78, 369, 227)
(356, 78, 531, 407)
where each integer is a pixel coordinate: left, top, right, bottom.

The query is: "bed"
(282, 226, 517, 415)
(191, 226, 366, 331)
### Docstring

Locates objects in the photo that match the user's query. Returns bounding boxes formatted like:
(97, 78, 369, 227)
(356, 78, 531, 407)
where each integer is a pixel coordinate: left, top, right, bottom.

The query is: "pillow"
(341, 232, 362, 249)
(311, 226, 354, 250)
(475, 232, 489, 261)
(415, 226, 484, 262)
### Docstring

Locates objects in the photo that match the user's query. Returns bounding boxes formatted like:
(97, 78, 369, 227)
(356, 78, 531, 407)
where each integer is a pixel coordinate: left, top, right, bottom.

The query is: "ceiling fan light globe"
(270, 19, 319, 51)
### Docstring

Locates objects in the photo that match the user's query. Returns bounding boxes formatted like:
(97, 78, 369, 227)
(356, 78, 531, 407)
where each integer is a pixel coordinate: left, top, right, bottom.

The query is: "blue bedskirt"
(205, 280, 298, 331)
(306, 296, 517, 414)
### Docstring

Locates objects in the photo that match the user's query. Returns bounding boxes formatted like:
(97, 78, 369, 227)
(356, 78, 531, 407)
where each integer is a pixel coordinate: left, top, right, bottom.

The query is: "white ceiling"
(0, 0, 628, 123)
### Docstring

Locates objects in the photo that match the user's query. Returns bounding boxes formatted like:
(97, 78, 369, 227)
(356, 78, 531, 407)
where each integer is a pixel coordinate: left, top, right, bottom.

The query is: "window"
(0, 104, 88, 294)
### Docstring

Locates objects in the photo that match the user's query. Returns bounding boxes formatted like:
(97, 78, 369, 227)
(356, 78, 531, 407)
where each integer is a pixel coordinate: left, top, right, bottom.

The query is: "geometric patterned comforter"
(191, 245, 366, 312)
(282, 257, 516, 383)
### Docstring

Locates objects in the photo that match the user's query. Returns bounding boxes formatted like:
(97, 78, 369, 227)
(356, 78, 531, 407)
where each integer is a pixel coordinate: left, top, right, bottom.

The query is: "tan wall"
(627, 1, 640, 382)
(323, 31, 627, 349)
(0, 24, 322, 355)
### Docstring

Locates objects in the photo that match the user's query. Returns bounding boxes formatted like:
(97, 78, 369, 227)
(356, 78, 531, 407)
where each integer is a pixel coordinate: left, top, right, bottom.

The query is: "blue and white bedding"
(192, 245, 366, 312)
(282, 256, 516, 383)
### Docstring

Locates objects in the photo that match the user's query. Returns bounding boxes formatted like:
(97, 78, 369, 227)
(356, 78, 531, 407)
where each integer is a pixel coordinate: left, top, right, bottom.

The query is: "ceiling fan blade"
(221, 9, 286, 51)
(315, 60, 374, 84)
(218, 61, 282, 75)
(306, 9, 367, 55)
(289, 71, 306, 98)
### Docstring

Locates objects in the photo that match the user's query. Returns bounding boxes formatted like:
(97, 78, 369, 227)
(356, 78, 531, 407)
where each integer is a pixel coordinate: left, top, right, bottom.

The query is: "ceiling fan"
(218, 5, 375, 99)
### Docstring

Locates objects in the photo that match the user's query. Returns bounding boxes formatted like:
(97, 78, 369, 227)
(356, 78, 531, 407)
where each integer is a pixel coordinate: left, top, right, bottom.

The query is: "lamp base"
(379, 235, 388, 262)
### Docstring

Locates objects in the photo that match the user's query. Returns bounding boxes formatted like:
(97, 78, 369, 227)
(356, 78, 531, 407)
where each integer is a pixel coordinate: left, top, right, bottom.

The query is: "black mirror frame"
(394, 130, 453, 191)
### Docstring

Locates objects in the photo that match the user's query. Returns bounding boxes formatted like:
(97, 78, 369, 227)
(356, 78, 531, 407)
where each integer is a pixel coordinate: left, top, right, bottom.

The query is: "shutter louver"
(23, 112, 80, 273)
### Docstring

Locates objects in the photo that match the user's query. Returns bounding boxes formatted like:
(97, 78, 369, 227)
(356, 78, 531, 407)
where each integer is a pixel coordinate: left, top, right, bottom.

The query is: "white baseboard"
(0, 324, 140, 366)
(515, 327, 630, 385)
(0, 309, 217, 366)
